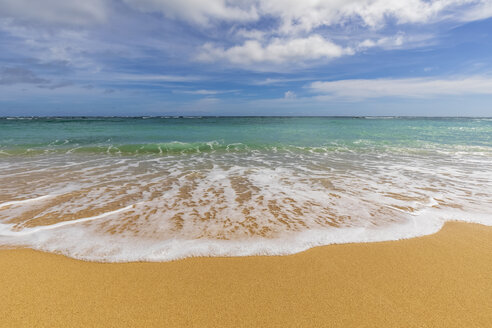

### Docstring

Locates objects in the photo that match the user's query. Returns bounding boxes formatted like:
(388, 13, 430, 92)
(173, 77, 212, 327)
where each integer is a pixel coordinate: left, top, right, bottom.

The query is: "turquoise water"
(0, 117, 491, 262)
(1, 117, 491, 155)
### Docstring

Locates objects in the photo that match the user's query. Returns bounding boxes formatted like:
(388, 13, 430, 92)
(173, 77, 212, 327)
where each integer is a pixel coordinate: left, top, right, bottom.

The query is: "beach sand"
(1, 222, 491, 327)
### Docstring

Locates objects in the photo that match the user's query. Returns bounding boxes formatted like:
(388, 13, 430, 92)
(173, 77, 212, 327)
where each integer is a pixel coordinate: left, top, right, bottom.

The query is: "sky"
(1, 0, 492, 116)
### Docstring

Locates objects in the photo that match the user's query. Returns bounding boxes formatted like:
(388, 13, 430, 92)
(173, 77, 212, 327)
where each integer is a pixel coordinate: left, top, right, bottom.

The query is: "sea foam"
(0, 148, 491, 262)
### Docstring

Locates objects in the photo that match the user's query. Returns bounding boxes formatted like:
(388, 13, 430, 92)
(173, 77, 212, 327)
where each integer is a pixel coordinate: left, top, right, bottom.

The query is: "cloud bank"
(0, 0, 107, 26)
(2, 0, 491, 68)
(310, 76, 492, 99)
(1, 0, 492, 116)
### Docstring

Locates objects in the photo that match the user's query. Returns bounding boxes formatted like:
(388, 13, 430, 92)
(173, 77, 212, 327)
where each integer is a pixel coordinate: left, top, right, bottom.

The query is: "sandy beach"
(1, 222, 491, 328)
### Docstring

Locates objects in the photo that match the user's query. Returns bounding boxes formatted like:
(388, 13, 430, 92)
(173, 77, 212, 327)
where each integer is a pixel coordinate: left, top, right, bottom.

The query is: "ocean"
(0, 116, 491, 261)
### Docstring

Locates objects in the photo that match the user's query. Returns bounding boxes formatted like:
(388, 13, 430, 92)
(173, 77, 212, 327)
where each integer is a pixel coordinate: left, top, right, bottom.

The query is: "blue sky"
(1, 0, 492, 116)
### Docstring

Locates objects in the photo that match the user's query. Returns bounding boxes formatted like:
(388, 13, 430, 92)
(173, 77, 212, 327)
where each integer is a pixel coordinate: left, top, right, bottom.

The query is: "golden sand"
(1, 222, 491, 327)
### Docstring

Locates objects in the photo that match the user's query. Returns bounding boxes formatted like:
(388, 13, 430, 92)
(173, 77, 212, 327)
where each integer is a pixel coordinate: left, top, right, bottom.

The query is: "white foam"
(0, 204, 135, 237)
(0, 147, 491, 262)
(3, 208, 490, 263)
(0, 195, 55, 209)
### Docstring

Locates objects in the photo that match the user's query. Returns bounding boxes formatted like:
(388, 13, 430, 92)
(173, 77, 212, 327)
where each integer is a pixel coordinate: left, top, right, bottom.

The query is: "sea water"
(0, 117, 491, 261)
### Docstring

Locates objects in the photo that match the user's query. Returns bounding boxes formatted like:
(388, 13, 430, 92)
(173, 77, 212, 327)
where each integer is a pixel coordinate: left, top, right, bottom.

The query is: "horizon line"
(1, 115, 491, 119)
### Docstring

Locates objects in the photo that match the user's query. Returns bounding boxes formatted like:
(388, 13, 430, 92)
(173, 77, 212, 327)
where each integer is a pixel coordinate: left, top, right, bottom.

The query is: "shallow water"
(0, 117, 491, 261)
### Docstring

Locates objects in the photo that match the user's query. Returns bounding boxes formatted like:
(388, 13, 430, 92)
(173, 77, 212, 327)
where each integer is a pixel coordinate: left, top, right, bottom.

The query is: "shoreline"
(1, 221, 492, 327)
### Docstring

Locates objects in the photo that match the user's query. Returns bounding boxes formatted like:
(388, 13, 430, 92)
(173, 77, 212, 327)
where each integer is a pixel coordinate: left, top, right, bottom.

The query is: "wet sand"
(1, 222, 491, 327)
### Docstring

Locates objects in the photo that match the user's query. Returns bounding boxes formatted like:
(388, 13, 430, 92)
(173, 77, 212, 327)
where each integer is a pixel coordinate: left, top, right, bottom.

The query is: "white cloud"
(309, 76, 492, 99)
(233, 28, 267, 40)
(178, 89, 220, 95)
(198, 35, 352, 67)
(358, 34, 404, 50)
(0, 19, 127, 71)
(1, 0, 489, 32)
(459, 0, 492, 21)
(284, 90, 296, 99)
(121, 0, 485, 31)
(0, 0, 107, 26)
(173, 89, 237, 95)
(122, 0, 258, 25)
(115, 74, 201, 82)
(256, 0, 470, 34)
(254, 77, 314, 85)
(1, 0, 491, 72)
(190, 0, 490, 67)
